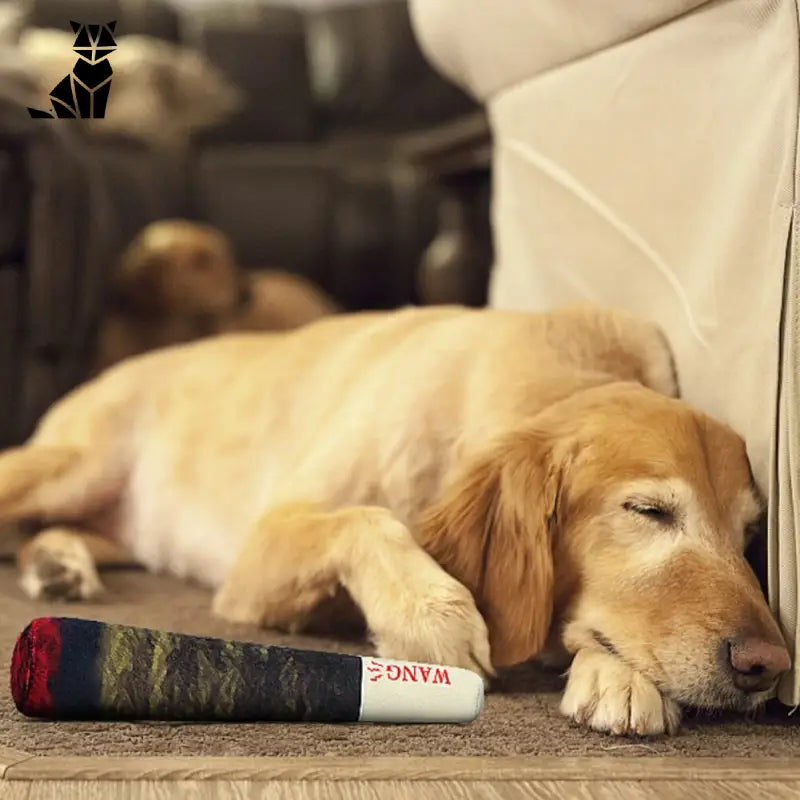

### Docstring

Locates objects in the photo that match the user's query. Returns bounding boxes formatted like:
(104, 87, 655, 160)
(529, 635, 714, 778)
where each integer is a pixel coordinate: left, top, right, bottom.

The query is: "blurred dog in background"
(94, 219, 338, 371)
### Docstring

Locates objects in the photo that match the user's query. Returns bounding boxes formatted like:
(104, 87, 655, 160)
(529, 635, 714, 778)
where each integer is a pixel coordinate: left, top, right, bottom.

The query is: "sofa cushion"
(0, 146, 25, 264)
(183, 4, 314, 143)
(307, 0, 474, 134)
(195, 146, 334, 288)
(195, 142, 439, 309)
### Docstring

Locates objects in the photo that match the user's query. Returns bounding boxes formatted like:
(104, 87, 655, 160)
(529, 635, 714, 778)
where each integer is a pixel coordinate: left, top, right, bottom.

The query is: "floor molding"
(0, 746, 34, 779)
(5, 755, 800, 782)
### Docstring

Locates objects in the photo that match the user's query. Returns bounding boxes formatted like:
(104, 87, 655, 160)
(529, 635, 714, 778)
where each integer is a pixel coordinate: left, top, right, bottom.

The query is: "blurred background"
(0, 0, 495, 447)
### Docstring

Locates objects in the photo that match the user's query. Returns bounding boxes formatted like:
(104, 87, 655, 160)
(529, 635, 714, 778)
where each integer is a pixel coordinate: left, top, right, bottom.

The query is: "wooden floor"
(3, 745, 800, 798)
(5, 780, 800, 799)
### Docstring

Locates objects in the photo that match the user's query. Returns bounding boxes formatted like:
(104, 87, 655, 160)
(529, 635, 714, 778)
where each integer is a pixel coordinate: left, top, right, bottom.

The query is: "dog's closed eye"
(623, 501, 676, 526)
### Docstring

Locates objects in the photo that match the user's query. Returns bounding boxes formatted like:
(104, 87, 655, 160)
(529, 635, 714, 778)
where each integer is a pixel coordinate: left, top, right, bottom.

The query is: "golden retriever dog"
(1, 304, 789, 736)
(95, 219, 338, 371)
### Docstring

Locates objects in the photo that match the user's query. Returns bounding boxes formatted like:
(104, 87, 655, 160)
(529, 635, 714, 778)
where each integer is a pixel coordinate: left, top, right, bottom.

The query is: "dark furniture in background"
(401, 114, 493, 307)
(0, 0, 492, 448)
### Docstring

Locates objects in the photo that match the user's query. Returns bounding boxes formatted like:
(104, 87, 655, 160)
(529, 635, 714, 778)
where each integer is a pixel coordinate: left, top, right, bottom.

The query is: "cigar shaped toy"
(10, 617, 484, 724)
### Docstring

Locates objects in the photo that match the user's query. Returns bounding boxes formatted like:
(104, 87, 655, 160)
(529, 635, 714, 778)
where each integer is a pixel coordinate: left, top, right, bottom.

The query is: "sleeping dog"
(95, 219, 338, 372)
(2, 304, 789, 736)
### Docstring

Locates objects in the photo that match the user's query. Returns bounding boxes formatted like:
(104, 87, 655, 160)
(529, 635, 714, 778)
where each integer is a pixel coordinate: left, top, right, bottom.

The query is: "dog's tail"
(27, 107, 54, 118)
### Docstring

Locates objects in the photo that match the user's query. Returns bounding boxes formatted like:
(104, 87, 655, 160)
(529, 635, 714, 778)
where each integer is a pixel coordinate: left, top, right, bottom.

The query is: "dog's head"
(421, 381, 789, 712)
(113, 219, 245, 322)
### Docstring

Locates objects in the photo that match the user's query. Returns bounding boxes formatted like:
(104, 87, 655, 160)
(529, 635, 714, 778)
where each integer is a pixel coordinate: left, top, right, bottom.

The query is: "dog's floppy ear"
(109, 243, 165, 316)
(419, 427, 567, 668)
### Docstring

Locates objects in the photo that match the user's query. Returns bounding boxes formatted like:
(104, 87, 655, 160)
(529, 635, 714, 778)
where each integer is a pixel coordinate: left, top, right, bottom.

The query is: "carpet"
(1, 563, 799, 758)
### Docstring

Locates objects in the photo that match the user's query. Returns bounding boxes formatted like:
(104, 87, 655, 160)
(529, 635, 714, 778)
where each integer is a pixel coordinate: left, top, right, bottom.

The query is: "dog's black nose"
(723, 636, 791, 693)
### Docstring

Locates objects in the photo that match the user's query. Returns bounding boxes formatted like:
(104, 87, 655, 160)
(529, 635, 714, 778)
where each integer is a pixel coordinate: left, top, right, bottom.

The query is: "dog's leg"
(212, 503, 494, 680)
(0, 445, 122, 524)
(560, 648, 682, 736)
(17, 528, 134, 601)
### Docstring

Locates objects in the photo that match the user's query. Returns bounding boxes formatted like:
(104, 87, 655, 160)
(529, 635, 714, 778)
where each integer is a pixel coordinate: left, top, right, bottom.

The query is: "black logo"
(28, 21, 117, 119)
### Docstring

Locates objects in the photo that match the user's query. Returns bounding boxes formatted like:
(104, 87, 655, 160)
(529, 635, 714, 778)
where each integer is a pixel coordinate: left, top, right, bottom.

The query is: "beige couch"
(410, 0, 800, 705)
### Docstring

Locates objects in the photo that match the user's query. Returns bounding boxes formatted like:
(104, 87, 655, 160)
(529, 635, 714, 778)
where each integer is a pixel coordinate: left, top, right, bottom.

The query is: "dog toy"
(10, 617, 484, 724)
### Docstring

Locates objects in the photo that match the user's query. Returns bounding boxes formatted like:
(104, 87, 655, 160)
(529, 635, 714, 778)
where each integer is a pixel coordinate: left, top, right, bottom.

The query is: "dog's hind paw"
(19, 531, 104, 602)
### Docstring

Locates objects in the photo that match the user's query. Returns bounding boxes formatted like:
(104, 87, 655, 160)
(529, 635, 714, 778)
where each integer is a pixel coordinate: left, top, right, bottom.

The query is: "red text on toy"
(365, 660, 452, 685)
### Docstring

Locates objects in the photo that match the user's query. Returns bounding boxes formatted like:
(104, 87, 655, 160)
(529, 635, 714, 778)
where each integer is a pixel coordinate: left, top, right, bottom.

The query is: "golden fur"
(95, 219, 338, 371)
(2, 304, 788, 736)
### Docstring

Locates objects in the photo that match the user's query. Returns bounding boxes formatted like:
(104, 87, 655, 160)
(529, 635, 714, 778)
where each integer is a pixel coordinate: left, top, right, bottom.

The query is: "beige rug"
(1, 563, 799, 758)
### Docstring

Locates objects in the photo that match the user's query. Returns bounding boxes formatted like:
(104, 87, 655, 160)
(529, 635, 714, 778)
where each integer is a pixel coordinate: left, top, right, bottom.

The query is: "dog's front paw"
(371, 575, 494, 685)
(560, 648, 681, 736)
(19, 532, 104, 602)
